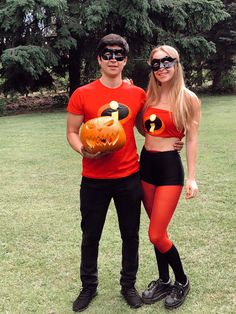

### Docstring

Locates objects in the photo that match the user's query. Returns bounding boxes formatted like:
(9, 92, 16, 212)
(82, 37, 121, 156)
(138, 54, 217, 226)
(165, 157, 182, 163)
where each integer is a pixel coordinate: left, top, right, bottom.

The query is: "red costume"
(67, 79, 146, 178)
(67, 79, 146, 293)
(140, 105, 187, 287)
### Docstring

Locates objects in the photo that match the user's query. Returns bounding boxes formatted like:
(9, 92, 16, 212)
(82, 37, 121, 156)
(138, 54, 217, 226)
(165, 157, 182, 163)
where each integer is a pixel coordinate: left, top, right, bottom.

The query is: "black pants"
(79, 172, 142, 290)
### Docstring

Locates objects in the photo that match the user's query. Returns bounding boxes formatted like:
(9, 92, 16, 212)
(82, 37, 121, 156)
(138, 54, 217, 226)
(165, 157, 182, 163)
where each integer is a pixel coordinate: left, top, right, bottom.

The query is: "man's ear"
(123, 57, 128, 65)
(97, 55, 102, 65)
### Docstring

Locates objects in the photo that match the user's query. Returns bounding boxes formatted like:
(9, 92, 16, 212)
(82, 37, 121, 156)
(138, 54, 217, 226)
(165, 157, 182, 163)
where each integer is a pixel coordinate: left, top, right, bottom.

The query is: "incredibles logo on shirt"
(98, 100, 132, 124)
(144, 113, 165, 135)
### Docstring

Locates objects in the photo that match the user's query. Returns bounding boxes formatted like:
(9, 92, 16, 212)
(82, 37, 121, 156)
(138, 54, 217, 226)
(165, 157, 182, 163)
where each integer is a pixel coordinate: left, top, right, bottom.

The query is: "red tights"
(141, 180, 183, 253)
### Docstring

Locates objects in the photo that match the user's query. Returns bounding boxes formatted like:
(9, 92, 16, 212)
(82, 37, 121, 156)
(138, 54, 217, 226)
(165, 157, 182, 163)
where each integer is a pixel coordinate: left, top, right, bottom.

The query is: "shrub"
(0, 97, 9, 116)
(219, 68, 236, 93)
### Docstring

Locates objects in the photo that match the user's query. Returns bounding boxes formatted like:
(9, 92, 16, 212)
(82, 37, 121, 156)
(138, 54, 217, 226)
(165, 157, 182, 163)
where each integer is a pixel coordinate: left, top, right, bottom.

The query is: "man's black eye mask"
(100, 48, 126, 61)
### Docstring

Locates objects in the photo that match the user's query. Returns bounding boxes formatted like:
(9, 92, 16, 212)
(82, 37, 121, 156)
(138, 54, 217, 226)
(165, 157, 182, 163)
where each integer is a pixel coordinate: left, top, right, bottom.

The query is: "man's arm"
(173, 139, 184, 152)
(66, 113, 105, 158)
(135, 111, 145, 136)
(66, 113, 84, 155)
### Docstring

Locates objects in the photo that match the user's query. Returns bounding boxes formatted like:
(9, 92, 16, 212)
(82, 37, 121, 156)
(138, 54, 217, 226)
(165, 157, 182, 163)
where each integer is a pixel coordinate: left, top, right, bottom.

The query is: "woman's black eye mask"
(150, 56, 177, 72)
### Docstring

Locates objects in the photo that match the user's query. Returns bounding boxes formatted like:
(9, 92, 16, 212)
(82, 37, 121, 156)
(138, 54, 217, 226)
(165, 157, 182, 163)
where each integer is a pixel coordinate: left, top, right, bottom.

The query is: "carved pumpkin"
(80, 116, 126, 153)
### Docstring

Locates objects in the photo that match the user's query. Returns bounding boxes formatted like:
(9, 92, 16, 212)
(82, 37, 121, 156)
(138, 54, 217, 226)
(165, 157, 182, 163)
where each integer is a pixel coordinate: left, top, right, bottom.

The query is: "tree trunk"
(212, 71, 221, 92)
(68, 47, 81, 96)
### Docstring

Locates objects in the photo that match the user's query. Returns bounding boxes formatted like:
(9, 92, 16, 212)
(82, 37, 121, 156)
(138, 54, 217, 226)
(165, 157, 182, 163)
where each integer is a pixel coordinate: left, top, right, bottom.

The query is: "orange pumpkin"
(80, 116, 126, 153)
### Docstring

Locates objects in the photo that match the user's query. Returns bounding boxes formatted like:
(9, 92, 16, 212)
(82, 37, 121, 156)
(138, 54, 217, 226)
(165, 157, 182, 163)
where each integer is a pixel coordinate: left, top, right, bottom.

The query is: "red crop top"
(143, 107, 184, 139)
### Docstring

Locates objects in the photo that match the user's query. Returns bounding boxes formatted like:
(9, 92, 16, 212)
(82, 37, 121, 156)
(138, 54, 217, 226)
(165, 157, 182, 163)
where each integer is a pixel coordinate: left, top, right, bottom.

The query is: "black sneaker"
(142, 279, 172, 304)
(164, 278, 190, 309)
(121, 287, 143, 308)
(72, 288, 97, 312)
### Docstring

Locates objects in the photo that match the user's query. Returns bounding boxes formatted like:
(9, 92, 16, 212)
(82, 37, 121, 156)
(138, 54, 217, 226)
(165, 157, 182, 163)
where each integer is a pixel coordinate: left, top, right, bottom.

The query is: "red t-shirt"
(67, 79, 146, 179)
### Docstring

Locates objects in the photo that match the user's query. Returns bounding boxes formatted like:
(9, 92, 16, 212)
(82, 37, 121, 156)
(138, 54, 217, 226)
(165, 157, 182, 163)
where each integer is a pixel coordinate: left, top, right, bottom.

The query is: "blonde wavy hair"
(145, 45, 199, 130)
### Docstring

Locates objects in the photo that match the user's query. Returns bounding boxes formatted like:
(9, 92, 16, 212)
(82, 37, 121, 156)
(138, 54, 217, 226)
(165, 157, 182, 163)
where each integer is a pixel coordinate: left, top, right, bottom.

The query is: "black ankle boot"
(142, 278, 172, 304)
(73, 288, 97, 312)
(164, 278, 190, 309)
(121, 286, 143, 308)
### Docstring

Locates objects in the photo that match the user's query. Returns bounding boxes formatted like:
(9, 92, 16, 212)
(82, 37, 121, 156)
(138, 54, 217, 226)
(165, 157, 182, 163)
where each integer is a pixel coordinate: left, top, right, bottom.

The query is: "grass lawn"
(0, 95, 235, 314)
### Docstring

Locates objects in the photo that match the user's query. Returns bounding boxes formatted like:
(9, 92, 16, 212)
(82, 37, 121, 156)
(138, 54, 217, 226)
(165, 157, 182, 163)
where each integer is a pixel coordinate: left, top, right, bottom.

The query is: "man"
(66, 34, 182, 312)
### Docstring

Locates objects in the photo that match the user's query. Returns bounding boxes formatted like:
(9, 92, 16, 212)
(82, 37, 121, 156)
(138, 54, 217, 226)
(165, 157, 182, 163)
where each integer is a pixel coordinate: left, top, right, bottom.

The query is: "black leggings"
(79, 172, 143, 289)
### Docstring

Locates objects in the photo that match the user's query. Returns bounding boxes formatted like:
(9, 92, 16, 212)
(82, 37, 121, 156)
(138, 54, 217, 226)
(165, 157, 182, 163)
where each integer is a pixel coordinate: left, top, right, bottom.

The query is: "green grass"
(0, 95, 235, 314)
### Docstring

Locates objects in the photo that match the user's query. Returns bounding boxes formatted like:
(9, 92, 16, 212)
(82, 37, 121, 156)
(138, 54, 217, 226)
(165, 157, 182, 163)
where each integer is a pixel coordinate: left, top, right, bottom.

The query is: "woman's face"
(151, 50, 176, 84)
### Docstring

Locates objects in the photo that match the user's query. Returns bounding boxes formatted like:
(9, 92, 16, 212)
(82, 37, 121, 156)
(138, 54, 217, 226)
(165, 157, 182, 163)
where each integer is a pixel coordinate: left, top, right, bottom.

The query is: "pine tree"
(0, 0, 230, 94)
(207, 0, 236, 92)
(0, 0, 72, 94)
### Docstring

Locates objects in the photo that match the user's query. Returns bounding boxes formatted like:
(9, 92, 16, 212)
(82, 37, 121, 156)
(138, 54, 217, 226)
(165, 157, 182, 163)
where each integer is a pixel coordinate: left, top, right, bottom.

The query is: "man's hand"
(174, 139, 184, 152)
(81, 147, 101, 159)
(81, 147, 112, 159)
(123, 78, 133, 85)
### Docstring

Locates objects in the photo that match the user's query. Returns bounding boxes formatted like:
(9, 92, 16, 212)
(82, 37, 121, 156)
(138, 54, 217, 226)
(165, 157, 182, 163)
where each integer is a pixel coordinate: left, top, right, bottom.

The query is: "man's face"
(98, 45, 127, 78)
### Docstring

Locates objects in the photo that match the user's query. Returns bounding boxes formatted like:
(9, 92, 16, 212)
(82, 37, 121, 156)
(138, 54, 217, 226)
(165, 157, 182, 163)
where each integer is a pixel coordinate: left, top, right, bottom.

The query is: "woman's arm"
(185, 96, 201, 199)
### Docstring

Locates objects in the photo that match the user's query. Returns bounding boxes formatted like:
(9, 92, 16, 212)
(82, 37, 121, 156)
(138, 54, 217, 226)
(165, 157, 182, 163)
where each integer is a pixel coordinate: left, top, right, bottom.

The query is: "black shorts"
(140, 147, 184, 186)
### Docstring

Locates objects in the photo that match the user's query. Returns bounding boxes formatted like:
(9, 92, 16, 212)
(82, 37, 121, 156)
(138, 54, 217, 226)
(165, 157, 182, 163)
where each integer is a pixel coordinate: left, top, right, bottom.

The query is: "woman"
(138, 45, 201, 309)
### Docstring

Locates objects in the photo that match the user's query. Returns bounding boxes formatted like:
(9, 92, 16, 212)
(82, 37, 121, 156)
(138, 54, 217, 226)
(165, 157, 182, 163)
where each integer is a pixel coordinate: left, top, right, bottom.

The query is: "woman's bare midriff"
(144, 135, 181, 152)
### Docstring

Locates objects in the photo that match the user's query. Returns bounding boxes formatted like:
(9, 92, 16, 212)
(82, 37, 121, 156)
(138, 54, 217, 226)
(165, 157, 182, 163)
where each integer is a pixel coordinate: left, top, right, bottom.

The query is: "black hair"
(97, 34, 129, 56)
